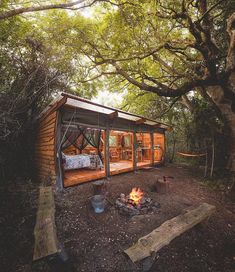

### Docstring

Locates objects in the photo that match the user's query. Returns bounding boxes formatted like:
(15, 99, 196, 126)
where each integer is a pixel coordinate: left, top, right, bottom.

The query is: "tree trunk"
(207, 13, 235, 173)
(207, 85, 235, 172)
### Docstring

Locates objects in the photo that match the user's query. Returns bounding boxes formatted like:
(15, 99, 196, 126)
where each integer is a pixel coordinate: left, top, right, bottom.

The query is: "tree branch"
(198, 0, 226, 23)
(112, 62, 220, 97)
(0, 0, 97, 20)
(155, 96, 181, 118)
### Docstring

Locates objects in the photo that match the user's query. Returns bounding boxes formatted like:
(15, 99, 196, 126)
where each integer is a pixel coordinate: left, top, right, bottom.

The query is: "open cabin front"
(35, 94, 170, 189)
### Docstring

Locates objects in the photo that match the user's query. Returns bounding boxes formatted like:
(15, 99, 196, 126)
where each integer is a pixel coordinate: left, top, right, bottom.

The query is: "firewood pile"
(115, 188, 160, 216)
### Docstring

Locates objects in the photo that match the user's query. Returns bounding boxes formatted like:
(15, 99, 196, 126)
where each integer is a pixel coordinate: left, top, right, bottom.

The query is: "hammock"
(177, 152, 207, 157)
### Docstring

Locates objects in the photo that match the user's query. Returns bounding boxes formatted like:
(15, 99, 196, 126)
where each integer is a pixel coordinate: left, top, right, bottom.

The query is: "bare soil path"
(0, 165, 234, 272)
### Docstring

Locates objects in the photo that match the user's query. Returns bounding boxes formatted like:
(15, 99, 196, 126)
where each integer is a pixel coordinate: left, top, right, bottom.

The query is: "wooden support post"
(55, 110, 64, 191)
(151, 132, 154, 166)
(105, 128, 110, 177)
(133, 130, 137, 171)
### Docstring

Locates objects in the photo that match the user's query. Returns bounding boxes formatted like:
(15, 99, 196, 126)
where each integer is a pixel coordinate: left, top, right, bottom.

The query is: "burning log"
(129, 187, 144, 205)
(115, 187, 160, 216)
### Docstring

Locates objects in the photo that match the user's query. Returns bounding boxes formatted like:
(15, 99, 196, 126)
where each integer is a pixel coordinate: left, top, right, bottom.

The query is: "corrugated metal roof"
(38, 92, 172, 131)
(62, 93, 172, 131)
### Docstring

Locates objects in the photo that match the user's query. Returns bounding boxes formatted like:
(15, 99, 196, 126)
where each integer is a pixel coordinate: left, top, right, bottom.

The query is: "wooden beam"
(153, 123, 161, 128)
(109, 111, 118, 120)
(136, 118, 146, 125)
(124, 203, 215, 263)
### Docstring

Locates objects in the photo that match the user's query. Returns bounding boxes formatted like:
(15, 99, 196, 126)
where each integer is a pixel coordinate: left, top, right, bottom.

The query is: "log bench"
(33, 186, 60, 261)
(125, 203, 216, 263)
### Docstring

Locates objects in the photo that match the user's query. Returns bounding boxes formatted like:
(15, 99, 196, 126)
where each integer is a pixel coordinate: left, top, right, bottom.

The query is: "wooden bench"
(125, 202, 215, 263)
(33, 186, 60, 261)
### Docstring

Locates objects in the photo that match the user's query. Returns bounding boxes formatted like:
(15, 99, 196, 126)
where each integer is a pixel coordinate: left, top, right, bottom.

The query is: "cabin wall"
(35, 111, 57, 183)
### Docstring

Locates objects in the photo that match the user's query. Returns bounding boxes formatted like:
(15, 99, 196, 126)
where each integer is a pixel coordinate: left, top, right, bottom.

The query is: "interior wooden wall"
(153, 133, 165, 161)
(35, 111, 57, 183)
(154, 133, 165, 150)
(109, 131, 133, 162)
(136, 133, 152, 161)
(63, 145, 78, 155)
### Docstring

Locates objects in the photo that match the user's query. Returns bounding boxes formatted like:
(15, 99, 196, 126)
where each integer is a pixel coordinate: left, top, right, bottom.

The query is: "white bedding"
(62, 153, 103, 170)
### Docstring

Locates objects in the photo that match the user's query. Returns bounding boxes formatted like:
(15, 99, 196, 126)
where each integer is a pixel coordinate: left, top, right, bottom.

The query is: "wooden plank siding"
(35, 111, 58, 183)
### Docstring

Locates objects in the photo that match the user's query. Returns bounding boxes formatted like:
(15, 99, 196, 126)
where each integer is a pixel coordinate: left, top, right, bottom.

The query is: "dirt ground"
(0, 164, 235, 272)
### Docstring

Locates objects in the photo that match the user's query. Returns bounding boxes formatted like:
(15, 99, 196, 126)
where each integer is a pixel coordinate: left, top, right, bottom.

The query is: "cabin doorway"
(136, 133, 152, 168)
(109, 130, 134, 175)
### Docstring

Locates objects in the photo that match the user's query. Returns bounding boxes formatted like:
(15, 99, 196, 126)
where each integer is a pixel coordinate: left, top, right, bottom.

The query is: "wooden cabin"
(35, 93, 172, 189)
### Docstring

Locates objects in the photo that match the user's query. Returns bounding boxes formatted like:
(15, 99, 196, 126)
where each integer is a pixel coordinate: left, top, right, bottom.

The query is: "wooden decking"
(137, 160, 152, 168)
(64, 168, 106, 187)
(110, 160, 133, 175)
(63, 160, 157, 187)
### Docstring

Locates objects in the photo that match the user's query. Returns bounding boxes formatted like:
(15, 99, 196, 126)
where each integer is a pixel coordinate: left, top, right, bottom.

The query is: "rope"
(177, 152, 207, 157)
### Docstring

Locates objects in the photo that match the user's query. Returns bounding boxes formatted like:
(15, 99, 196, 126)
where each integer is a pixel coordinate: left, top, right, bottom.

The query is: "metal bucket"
(91, 195, 105, 213)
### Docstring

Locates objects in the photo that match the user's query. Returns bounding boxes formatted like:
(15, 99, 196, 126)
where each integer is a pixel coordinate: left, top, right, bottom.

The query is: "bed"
(62, 153, 103, 170)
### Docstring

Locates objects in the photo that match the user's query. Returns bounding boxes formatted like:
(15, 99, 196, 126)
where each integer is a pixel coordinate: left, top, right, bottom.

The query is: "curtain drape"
(61, 126, 88, 151)
(83, 129, 103, 162)
(61, 125, 103, 162)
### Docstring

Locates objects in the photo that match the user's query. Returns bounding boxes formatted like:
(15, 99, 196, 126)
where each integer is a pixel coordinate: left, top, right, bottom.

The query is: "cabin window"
(109, 135, 117, 147)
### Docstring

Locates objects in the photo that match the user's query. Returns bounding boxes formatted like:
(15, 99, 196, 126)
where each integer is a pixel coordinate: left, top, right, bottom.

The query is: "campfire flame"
(129, 187, 144, 205)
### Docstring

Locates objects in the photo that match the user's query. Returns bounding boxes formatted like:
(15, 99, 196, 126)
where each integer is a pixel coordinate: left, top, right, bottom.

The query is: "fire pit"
(115, 187, 160, 216)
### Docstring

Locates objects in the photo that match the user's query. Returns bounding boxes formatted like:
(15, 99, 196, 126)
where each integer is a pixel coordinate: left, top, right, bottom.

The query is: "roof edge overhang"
(37, 92, 173, 131)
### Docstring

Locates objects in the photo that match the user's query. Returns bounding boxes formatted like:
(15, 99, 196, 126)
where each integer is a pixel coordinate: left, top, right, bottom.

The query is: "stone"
(154, 202, 161, 208)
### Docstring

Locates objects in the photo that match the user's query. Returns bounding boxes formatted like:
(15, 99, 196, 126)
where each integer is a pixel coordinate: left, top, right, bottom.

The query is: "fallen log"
(33, 186, 59, 261)
(124, 202, 215, 263)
